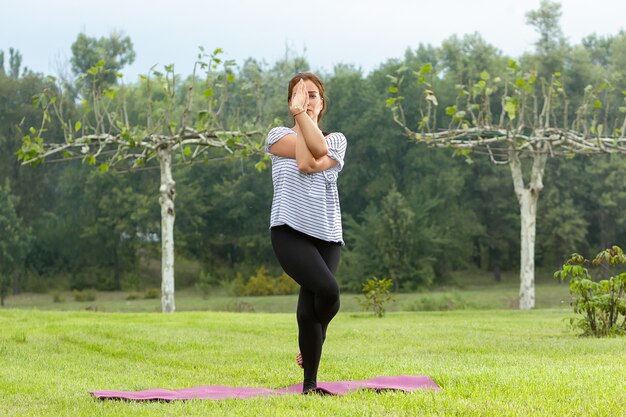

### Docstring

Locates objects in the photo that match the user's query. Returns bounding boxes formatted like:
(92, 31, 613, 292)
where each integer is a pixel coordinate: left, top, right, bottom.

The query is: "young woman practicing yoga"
(266, 72, 347, 393)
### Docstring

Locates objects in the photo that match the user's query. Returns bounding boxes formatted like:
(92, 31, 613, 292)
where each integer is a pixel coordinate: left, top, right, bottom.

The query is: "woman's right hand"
(289, 79, 309, 116)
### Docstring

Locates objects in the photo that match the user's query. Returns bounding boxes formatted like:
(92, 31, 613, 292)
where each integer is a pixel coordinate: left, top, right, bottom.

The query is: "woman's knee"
(318, 284, 340, 312)
(320, 279, 340, 301)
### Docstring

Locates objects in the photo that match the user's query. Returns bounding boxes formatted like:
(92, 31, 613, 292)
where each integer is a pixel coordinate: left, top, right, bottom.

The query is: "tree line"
(1, 1, 625, 300)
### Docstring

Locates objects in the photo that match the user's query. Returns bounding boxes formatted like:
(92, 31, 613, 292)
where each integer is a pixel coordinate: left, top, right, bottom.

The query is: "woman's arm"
(290, 79, 328, 158)
(294, 112, 328, 158)
(295, 130, 337, 173)
(268, 132, 337, 173)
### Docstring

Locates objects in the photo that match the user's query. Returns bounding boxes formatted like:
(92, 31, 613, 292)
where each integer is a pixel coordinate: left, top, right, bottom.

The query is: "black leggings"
(270, 225, 341, 392)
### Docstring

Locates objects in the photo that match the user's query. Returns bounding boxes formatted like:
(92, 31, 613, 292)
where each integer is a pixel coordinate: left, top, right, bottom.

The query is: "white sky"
(1, 0, 625, 82)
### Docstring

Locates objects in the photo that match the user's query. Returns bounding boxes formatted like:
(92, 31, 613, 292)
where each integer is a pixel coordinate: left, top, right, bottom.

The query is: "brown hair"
(287, 72, 327, 123)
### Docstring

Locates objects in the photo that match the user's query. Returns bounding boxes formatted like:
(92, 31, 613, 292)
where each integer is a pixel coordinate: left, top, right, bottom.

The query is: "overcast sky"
(1, 0, 624, 82)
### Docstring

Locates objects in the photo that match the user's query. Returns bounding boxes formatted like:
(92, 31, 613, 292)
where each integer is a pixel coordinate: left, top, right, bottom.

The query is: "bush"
(195, 271, 214, 299)
(555, 246, 626, 337)
(229, 273, 245, 297)
(70, 268, 115, 291)
(231, 267, 299, 297)
(144, 288, 160, 299)
(356, 277, 395, 318)
(120, 273, 140, 292)
(24, 271, 50, 293)
(274, 272, 299, 295)
(244, 267, 275, 296)
(51, 292, 65, 303)
(72, 289, 97, 302)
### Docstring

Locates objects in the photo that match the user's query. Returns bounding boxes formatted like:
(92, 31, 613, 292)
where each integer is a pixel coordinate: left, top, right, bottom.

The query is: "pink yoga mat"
(91, 375, 441, 401)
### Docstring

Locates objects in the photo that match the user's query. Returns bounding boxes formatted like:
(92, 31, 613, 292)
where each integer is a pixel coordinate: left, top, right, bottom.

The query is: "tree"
(19, 48, 264, 312)
(343, 188, 439, 291)
(70, 32, 136, 87)
(0, 180, 31, 306)
(0, 48, 30, 79)
(387, 56, 626, 309)
(524, 0, 567, 77)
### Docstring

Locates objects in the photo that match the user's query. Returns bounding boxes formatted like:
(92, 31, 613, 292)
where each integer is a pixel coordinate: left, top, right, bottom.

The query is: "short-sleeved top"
(266, 127, 347, 244)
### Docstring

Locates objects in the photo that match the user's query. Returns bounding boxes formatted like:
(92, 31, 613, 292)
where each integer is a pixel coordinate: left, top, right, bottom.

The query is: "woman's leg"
(316, 241, 341, 342)
(271, 226, 341, 391)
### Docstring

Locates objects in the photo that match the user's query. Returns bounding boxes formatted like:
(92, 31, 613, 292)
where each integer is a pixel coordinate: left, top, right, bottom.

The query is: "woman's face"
(303, 79, 325, 122)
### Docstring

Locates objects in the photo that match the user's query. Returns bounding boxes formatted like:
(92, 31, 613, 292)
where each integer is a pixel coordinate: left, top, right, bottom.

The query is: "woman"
(266, 72, 347, 393)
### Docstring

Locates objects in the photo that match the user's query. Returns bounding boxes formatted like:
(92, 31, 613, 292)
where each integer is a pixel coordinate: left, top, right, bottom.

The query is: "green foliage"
(0, 48, 25, 79)
(234, 266, 299, 297)
(5, 28, 626, 299)
(0, 276, 9, 307)
(555, 246, 626, 336)
(70, 31, 135, 88)
(120, 273, 141, 292)
(0, 179, 32, 305)
(144, 288, 160, 299)
(72, 288, 97, 302)
(51, 292, 65, 303)
(195, 270, 215, 299)
(244, 271, 275, 296)
(342, 187, 445, 291)
(356, 277, 395, 317)
(275, 272, 299, 295)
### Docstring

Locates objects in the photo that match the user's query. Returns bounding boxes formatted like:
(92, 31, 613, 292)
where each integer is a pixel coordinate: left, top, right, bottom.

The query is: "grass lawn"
(1, 307, 625, 416)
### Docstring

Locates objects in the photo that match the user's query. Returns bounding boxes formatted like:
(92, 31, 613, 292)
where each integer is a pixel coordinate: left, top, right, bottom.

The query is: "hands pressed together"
(290, 79, 309, 117)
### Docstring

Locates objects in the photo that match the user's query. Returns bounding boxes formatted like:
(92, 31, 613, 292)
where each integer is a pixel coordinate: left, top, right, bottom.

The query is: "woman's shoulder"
(324, 131, 347, 145)
(324, 131, 346, 139)
(268, 126, 295, 137)
(266, 126, 296, 149)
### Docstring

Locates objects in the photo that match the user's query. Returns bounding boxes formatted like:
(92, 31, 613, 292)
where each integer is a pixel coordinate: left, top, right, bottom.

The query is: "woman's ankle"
(302, 378, 317, 393)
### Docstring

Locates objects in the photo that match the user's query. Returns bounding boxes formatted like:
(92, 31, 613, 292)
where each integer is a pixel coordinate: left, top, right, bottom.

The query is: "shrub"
(120, 273, 140, 292)
(228, 268, 300, 297)
(274, 272, 299, 295)
(51, 292, 65, 303)
(125, 293, 140, 300)
(231, 273, 247, 297)
(555, 246, 626, 337)
(72, 289, 97, 302)
(244, 267, 275, 296)
(195, 271, 214, 299)
(24, 271, 50, 293)
(144, 288, 160, 299)
(356, 277, 395, 318)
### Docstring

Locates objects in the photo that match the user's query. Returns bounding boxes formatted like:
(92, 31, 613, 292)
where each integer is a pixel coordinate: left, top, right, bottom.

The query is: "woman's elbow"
(314, 147, 329, 159)
(297, 161, 316, 173)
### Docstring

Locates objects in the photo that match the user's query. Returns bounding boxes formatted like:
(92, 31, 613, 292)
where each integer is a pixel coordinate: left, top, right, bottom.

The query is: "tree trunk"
(493, 266, 501, 282)
(158, 146, 176, 313)
(509, 145, 547, 310)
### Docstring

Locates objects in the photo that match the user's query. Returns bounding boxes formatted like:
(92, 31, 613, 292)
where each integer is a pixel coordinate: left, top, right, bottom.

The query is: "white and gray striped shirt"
(266, 127, 347, 244)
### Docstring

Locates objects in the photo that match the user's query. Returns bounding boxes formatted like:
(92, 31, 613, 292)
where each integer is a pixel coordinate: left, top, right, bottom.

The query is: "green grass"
(1, 308, 625, 416)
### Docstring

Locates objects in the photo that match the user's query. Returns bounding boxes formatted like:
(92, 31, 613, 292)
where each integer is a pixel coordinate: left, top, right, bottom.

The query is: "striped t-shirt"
(266, 127, 347, 244)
